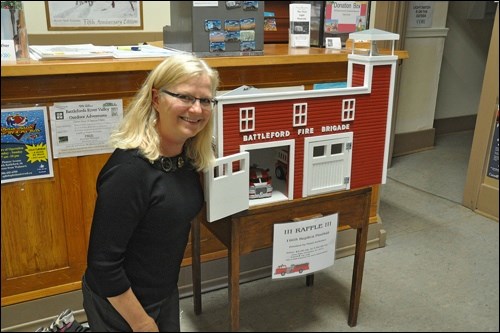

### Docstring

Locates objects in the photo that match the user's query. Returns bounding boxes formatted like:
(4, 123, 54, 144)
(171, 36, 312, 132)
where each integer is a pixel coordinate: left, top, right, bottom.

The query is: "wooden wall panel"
(1, 159, 87, 305)
(1, 168, 67, 278)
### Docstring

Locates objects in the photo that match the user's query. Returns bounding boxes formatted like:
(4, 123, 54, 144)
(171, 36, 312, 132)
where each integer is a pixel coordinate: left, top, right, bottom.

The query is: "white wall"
(23, 1, 170, 34)
(395, 1, 495, 133)
(435, 1, 495, 119)
(395, 1, 449, 134)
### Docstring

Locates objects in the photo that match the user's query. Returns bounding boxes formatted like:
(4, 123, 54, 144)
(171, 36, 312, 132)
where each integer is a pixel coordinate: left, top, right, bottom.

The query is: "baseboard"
(1, 224, 386, 332)
(392, 128, 436, 157)
(433, 115, 477, 136)
(392, 115, 477, 157)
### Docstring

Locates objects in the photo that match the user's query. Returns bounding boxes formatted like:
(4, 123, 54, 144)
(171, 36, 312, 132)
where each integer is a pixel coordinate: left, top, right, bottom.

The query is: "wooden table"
(191, 186, 372, 331)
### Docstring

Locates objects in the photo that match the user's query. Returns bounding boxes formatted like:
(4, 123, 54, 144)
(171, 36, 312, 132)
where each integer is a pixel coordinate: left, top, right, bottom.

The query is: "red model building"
(205, 29, 400, 222)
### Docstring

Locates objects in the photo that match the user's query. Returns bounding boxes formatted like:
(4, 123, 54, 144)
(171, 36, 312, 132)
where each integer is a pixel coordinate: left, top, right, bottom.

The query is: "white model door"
(303, 133, 353, 197)
(204, 151, 249, 222)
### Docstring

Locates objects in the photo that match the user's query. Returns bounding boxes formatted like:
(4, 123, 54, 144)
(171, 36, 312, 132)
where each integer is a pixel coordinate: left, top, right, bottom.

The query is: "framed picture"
(45, 1, 143, 31)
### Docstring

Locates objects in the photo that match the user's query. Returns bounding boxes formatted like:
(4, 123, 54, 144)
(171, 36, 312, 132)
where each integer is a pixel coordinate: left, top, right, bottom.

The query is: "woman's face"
(153, 74, 213, 155)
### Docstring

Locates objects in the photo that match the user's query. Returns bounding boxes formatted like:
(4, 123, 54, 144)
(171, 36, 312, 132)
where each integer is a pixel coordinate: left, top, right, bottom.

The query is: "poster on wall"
(486, 106, 499, 180)
(1, 106, 54, 184)
(49, 99, 123, 159)
(324, 1, 369, 34)
(45, 1, 143, 30)
(272, 213, 338, 279)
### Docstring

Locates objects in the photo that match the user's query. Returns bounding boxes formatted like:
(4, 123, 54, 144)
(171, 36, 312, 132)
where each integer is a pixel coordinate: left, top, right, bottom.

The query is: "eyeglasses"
(160, 89, 217, 110)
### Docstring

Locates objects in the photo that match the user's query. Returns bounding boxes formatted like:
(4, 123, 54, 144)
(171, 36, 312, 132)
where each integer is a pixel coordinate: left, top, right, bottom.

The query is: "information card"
(272, 213, 338, 279)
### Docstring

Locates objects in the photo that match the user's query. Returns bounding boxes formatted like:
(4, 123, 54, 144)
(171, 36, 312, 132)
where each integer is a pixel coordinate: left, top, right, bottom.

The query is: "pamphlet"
(289, 3, 311, 48)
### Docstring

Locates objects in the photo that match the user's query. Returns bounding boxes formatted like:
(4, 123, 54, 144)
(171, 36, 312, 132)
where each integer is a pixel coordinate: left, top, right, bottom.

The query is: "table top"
(1, 44, 409, 77)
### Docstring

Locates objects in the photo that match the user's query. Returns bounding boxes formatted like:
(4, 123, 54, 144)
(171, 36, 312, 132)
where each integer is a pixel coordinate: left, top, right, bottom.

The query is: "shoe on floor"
(37, 309, 91, 332)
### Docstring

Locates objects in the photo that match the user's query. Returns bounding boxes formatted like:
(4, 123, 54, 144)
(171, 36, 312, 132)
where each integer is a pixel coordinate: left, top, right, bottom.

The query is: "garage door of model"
(303, 133, 353, 197)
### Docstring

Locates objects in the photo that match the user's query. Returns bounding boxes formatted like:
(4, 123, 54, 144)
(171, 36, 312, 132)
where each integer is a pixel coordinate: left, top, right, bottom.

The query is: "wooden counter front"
(1, 45, 408, 306)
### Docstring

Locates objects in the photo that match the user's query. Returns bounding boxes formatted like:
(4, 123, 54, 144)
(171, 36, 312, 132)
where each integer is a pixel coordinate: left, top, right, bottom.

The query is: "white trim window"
(293, 103, 307, 127)
(341, 99, 356, 121)
(239, 107, 255, 132)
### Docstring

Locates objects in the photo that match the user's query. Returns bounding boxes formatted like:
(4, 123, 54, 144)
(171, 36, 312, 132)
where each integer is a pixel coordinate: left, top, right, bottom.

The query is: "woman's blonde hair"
(109, 54, 219, 171)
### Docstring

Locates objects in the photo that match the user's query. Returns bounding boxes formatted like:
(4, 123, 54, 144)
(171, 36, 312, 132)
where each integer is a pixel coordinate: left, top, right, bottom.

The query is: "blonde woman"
(82, 54, 219, 332)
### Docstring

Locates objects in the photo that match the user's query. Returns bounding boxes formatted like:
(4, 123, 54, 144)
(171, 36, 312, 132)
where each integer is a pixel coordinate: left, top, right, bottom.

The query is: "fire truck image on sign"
(274, 263, 310, 276)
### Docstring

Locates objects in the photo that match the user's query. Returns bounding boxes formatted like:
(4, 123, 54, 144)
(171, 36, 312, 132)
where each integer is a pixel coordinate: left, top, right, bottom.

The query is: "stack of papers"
(30, 44, 114, 60)
(29, 44, 186, 60)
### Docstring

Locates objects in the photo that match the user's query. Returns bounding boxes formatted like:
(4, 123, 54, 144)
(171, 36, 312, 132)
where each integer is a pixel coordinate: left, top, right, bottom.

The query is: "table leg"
(229, 218, 241, 331)
(191, 214, 202, 315)
(348, 223, 369, 326)
(306, 273, 315, 286)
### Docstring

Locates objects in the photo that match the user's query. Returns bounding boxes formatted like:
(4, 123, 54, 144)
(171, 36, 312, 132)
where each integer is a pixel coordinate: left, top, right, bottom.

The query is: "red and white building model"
(205, 29, 400, 222)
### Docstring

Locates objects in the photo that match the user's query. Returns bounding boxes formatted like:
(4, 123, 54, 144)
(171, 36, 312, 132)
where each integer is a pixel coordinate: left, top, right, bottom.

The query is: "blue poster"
(487, 110, 499, 180)
(1, 106, 54, 184)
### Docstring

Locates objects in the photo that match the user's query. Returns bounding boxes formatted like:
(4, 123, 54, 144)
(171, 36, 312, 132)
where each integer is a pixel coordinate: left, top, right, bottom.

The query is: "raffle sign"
(272, 213, 338, 279)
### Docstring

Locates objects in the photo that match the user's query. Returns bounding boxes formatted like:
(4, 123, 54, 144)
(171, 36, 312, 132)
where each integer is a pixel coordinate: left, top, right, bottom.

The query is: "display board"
(163, 1, 264, 57)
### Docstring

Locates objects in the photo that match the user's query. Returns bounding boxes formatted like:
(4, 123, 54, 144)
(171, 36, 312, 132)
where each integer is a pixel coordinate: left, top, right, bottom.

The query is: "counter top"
(1, 44, 409, 77)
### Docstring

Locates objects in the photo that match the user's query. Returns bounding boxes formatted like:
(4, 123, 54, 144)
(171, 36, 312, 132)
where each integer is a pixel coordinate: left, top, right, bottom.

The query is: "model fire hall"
(205, 29, 400, 222)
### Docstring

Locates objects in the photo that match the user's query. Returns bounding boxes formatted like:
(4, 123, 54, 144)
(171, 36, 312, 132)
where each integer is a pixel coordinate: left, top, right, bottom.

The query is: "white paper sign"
(1, 40, 16, 63)
(289, 3, 311, 48)
(193, 1, 218, 7)
(49, 99, 123, 158)
(326, 37, 342, 49)
(408, 1, 433, 28)
(272, 213, 338, 279)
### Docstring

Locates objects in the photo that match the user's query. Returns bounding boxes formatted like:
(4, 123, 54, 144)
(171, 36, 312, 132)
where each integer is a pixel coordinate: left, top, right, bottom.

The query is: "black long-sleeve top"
(84, 148, 203, 306)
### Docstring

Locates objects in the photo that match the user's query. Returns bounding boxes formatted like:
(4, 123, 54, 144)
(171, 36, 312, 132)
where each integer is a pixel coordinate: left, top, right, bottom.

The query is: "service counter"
(1, 44, 408, 306)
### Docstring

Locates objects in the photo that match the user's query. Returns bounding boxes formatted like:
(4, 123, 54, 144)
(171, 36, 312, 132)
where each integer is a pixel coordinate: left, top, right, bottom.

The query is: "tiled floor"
(178, 130, 499, 332)
(388, 130, 474, 204)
